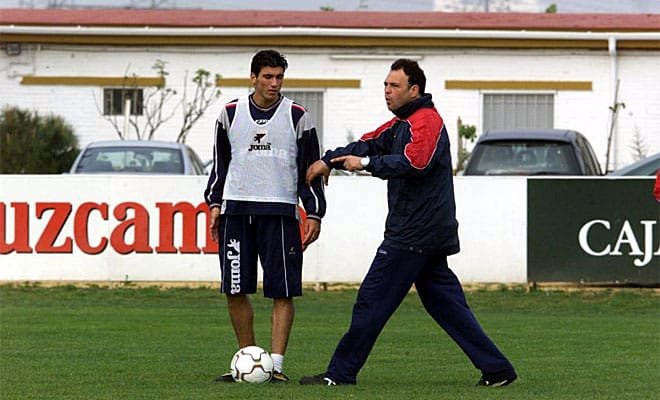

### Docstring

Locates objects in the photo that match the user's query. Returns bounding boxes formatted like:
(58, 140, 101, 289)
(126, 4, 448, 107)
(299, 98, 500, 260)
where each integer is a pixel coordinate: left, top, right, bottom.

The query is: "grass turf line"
(1, 285, 658, 400)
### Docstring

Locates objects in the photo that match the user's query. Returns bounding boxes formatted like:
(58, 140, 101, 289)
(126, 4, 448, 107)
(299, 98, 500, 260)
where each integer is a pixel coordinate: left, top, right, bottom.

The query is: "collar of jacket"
(392, 93, 434, 119)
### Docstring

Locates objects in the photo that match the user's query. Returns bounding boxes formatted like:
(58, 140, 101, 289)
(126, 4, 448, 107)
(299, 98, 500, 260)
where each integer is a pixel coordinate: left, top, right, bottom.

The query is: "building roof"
(1, 8, 660, 32)
(2, 8, 659, 50)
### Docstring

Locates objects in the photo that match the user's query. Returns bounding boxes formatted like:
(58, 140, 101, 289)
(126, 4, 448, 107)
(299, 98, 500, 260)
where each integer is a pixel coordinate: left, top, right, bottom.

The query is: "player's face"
(251, 66, 284, 107)
(384, 68, 419, 112)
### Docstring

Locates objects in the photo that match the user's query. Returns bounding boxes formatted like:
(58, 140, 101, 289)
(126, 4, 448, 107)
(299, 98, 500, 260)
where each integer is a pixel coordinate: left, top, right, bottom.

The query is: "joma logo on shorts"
(226, 238, 241, 294)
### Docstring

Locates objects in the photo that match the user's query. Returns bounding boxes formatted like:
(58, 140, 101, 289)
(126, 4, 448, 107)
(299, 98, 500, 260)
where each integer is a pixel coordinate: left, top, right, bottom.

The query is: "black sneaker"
(214, 372, 235, 383)
(270, 371, 290, 384)
(299, 373, 338, 386)
(476, 373, 517, 387)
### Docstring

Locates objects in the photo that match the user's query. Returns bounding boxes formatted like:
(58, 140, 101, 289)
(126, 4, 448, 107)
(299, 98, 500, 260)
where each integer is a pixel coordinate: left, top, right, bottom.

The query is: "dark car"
(608, 152, 660, 176)
(462, 128, 602, 176)
(69, 140, 207, 175)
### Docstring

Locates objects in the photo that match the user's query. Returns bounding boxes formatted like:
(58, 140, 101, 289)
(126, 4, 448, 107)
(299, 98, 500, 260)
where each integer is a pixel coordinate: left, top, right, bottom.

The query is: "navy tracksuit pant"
(326, 243, 515, 384)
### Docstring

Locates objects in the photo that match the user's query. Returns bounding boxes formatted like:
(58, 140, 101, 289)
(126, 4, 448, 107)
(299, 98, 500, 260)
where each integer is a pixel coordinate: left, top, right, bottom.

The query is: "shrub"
(0, 106, 80, 174)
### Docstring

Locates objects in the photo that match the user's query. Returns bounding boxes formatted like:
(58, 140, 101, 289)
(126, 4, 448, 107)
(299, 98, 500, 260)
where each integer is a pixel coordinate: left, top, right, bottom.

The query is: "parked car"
(69, 140, 206, 175)
(607, 152, 660, 176)
(462, 128, 602, 176)
(203, 158, 213, 174)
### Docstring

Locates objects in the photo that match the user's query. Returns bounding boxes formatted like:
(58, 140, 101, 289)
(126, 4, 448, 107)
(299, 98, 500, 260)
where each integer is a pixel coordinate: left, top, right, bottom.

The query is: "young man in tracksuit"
(204, 50, 326, 383)
(300, 59, 516, 387)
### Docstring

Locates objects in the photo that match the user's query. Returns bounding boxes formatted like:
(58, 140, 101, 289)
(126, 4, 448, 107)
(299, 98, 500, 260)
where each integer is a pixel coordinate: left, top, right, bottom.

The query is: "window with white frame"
(282, 90, 324, 149)
(483, 93, 554, 132)
(103, 88, 144, 116)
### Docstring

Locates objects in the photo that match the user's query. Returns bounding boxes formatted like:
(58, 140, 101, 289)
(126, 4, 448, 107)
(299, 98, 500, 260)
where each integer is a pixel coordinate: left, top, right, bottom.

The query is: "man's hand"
(330, 155, 364, 171)
(306, 160, 331, 186)
(209, 207, 221, 243)
(302, 218, 321, 251)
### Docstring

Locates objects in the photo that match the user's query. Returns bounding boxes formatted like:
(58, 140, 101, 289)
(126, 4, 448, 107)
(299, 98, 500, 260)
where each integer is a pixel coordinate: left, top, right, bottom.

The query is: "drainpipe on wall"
(608, 36, 618, 171)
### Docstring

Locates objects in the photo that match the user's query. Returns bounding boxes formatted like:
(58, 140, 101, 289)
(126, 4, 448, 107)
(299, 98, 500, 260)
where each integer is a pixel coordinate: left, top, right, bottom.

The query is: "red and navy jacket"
(322, 94, 459, 255)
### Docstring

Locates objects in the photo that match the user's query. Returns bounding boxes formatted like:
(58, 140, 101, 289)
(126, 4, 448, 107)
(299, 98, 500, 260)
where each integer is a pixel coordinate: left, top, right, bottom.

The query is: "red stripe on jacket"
(359, 118, 397, 141)
(403, 108, 444, 170)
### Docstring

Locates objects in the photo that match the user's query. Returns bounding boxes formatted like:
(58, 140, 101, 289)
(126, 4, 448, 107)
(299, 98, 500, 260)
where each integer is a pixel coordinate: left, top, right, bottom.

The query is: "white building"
(435, 0, 539, 13)
(1, 8, 659, 170)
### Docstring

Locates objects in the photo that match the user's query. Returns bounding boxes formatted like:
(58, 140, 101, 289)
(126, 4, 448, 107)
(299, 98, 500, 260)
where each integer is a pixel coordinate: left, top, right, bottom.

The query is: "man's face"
(251, 66, 284, 107)
(384, 68, 419, 112)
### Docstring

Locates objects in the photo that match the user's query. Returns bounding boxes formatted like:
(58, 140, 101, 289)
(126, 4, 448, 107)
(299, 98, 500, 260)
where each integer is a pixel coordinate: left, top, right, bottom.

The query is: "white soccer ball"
(230, 346, 274, 383)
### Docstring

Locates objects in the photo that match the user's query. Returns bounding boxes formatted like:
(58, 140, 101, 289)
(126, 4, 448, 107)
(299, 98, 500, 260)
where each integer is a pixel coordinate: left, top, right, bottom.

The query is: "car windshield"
(75, 146, 184, 174)
(466, 141, 580, 175)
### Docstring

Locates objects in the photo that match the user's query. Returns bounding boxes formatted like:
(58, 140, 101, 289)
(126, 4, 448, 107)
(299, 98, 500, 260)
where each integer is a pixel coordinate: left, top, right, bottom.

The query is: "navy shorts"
(218, 214, 303, 298)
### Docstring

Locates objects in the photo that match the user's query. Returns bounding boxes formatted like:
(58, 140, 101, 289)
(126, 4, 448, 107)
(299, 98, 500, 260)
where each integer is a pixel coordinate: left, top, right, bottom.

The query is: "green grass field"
(1, 284, 658, 399)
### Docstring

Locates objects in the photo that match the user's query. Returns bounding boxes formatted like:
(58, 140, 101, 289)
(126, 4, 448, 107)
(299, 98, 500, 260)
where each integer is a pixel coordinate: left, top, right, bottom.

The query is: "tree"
(604, 79, 625, 172)
(629, 126, 647, 161)
(176, 68, 222, 143)
(545, 3, 557, 13)
(93, 61, 176, 141)
(455, 117, 477, 173)
(0, 106, 79, 174)
(96, 60, 220, 143)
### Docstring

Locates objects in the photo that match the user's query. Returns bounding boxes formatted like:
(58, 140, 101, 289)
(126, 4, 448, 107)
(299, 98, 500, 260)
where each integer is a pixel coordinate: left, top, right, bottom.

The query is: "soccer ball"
(230, 346, 274, 383)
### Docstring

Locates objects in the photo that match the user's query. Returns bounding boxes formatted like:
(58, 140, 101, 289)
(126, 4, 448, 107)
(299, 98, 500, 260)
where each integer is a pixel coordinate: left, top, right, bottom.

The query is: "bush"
(0, 106, 80, 174)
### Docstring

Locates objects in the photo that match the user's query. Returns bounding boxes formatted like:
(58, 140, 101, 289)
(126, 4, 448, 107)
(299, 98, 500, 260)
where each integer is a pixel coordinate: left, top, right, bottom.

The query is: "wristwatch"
(360, 156, 370, 168)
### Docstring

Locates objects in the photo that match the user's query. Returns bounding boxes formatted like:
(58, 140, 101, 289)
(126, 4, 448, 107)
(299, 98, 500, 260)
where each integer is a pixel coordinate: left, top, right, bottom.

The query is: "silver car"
(462, 129, 602, 176)
(69, 140, 206, 175)
(608, 152, 660, 176)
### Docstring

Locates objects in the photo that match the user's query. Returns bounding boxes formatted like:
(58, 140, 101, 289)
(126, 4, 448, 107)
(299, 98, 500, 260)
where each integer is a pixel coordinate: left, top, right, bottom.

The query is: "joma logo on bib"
(226, 238, 241, 294)
(249, 143, 272, 151)
(248, 132, 272, 152)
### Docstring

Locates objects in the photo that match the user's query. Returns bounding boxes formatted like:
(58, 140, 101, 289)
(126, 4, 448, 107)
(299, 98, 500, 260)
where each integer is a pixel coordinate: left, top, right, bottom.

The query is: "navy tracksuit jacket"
(321, 94, 515, 384)
(323, 94, 459, 256)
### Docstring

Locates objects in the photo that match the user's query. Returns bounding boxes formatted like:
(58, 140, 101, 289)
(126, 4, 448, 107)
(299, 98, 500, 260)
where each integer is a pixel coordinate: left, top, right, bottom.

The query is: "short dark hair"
(390, 59, 426, 94)
(251, 50, 288, 76)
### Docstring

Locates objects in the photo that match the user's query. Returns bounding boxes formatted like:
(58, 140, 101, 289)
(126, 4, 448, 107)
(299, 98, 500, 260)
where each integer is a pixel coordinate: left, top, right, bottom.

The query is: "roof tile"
(1, 8, 659, 31)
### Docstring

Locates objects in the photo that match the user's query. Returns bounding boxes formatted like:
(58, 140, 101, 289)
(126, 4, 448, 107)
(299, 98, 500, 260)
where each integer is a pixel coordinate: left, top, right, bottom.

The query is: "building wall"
(615, 52, 660, 166)
(2, 44, 659, 169)
(428, 49, 615, 163)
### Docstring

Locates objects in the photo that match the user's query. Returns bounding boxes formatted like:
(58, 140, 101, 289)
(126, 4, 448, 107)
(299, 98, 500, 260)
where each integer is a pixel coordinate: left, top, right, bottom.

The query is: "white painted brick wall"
(616, 52, 660, 167)
(2, 45, 658, 170)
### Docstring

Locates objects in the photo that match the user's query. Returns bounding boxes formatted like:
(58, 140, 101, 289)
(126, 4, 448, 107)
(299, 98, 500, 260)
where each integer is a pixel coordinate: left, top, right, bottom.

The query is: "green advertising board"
(528, 178, 659, 285)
